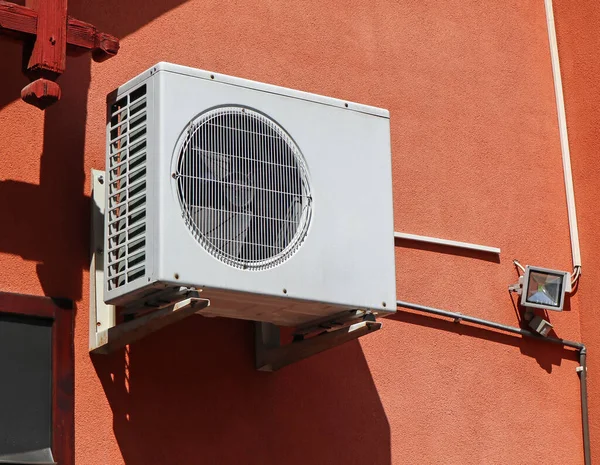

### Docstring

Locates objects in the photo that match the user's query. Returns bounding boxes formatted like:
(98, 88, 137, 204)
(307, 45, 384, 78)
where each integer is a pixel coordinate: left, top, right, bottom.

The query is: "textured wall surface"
(0, 0, 595, 463)
(553, 2, 600, 464)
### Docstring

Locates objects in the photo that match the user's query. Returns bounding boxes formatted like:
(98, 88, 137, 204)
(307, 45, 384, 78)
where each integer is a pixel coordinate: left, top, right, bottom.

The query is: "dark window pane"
(0, 315, 52, 457)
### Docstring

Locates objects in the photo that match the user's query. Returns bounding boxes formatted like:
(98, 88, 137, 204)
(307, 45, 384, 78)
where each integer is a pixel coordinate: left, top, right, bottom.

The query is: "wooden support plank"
(0, 1, 36, 36)
(0, 3, 119, 60)
(21, 0, 67, 108)
(25, 0, 67, 74)
(92, 298, 210, 355)
(255, 320, 382, 372)
(21, 78, 60, 108)
(66, 17, 119, 61)
(0, 0, 119, 108)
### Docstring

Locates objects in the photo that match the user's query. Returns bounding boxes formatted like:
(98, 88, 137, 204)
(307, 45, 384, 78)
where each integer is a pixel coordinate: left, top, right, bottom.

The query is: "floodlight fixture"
(509, 264, 570, 312)
(521, 266, 570, 311)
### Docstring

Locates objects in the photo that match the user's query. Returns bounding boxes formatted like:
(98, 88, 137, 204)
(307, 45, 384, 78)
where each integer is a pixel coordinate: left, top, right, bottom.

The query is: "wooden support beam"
(0, 1, 36, 35)
(0, 3, 119, 58)
(21, 77, 61, 108)
(255, 320, 383, 372)
(25, 0, 67, 74)
(0, 0, 119, 109)
(66, 18, 119, 62)
(91, 298, 210, 355)
(21, 0, 66, 108)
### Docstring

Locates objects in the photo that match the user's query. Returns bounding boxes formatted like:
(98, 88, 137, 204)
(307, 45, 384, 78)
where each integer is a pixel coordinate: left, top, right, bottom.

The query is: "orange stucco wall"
(553, 2, 600, 463)
(0, 1, 598, 463)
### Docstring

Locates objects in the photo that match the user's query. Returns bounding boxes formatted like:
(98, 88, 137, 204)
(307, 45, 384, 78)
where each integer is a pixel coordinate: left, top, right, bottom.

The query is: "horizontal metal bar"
(394, 232, 501, 254)
(396, 300, 584, 351)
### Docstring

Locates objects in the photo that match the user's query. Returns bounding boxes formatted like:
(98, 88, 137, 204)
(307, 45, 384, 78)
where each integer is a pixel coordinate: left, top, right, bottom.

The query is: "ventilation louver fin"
(106, 85, 148, 290)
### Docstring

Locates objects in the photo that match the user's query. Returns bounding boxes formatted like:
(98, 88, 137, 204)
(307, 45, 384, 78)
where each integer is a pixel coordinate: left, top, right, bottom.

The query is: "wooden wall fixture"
(0, 0, 119, 109)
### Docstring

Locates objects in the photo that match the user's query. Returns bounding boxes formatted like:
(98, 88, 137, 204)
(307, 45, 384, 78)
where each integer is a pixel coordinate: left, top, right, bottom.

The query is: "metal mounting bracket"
(89, 169, 210, 354)
(508, 275, 524, 295)
(255, 317, 382, 372)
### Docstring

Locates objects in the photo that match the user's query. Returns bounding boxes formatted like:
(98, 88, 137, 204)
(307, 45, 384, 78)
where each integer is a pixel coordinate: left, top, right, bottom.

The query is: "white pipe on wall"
(394, 232, 501, 255)
(544, 0, 582, 278)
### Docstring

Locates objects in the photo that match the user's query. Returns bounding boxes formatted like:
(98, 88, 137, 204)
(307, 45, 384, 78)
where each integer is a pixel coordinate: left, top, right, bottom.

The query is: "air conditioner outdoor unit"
(104, 62, 396, 327)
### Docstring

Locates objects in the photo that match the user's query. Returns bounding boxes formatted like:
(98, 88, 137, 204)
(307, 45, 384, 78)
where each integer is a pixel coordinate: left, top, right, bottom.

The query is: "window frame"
(0, 291, 74, 465)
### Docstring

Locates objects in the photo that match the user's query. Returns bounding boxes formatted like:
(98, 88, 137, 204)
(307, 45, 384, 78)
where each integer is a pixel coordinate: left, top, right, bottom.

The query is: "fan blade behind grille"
(175, 107, 311, 270)
(190, 206, 251, 259)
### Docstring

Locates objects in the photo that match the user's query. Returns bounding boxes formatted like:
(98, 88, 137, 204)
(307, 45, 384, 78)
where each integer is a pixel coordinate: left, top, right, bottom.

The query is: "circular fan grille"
(174, 107, 312, 270)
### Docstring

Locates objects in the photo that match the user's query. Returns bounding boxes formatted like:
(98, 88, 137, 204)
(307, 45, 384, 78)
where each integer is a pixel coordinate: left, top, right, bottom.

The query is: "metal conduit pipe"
(581, 347, 592, 465)
(544, 0, 582, 282)
(396, 300, 590, 465)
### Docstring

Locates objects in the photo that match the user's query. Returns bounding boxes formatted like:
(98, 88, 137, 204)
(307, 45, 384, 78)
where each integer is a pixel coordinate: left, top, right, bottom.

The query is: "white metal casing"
(105, 62, 396, 326)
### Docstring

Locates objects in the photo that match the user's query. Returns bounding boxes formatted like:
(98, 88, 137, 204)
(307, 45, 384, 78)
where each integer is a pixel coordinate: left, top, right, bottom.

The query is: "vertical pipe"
(579, 348, 591, 465)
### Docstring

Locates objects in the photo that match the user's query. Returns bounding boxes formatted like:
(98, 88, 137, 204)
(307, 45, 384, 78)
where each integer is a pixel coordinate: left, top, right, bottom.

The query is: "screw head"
(49, 36, 56, 45)
(98, 175, 104, 184)
(283, 288, 287, 294)
(382, 302, 387, 307)
(174, 273, 180, 280)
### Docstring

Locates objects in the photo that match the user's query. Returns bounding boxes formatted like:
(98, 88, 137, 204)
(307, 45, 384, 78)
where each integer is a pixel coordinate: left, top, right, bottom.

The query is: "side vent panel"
(106, 85, 148, 291)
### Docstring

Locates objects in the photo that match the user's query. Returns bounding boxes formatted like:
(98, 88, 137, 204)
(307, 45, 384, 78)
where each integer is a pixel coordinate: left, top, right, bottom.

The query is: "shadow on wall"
(0, 0, 191, 299)
(92, 316, 391, 465)
(0, 42, 90, 299)
(390, 309, 578, 374)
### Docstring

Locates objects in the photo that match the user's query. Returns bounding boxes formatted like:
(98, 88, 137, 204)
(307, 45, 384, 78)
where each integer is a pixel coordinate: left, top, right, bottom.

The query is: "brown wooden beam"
(0, 3, 119, 59)
(0, 1, 36, 36)
(25, 0, 67, 74)
(20, 0, 66, 108)
(66, 17, 119, 61)
(0, 0, 119, 109)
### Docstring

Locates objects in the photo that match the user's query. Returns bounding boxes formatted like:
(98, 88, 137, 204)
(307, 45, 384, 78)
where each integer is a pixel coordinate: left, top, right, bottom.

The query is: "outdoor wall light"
(523, 266, 570, 310)
(509, 264, 571, 312)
